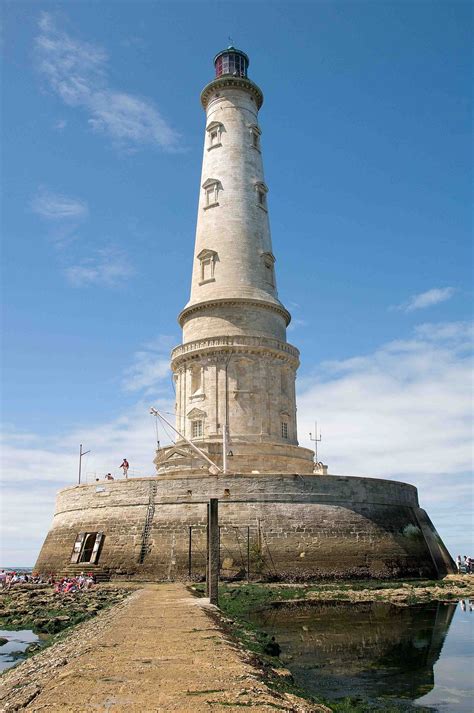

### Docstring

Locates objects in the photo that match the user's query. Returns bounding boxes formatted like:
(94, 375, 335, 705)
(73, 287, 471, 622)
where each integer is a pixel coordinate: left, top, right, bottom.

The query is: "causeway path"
(0, 583, 320, 712)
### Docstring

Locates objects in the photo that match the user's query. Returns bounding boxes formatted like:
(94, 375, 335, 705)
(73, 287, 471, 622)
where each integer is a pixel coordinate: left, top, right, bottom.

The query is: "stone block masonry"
(34, 473, 456, 580)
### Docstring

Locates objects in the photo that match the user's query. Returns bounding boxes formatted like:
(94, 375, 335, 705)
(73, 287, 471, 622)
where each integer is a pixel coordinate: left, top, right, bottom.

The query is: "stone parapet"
(154, 440, 315, 475)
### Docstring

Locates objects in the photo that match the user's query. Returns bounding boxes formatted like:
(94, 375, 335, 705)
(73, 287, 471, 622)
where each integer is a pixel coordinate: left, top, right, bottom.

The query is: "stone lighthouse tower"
(155, 47, 314, 475)
(35, 47, 455, 581)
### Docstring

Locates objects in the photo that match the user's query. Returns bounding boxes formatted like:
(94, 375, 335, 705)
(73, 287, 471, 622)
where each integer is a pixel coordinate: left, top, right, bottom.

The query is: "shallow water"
(250, 599, 473, 712)
(0, 629, 40, 672)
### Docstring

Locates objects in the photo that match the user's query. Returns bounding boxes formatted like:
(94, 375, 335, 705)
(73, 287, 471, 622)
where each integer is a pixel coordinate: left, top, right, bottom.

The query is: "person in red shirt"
(119, 459, 129, 478)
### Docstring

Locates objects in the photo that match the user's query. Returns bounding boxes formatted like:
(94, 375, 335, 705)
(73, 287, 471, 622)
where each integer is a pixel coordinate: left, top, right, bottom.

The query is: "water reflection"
(250, 599, 473, 711)
(0, 629, 40, 672)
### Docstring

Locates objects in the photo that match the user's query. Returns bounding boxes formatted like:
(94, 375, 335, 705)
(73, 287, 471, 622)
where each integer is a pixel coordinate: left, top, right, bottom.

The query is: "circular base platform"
(34, 473, 455, 581)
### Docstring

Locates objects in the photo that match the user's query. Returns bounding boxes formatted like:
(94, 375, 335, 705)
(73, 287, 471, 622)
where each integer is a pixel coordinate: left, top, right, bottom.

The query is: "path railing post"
(208, 498, 219, 606)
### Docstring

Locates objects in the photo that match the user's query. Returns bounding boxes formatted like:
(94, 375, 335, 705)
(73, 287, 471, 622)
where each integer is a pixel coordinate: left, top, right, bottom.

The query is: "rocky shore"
(0, 584, 133, 636)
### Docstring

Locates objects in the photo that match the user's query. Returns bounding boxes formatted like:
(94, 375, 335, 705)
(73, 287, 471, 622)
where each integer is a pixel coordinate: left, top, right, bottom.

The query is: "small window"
(206, 185, 217, 206)
(197, 249, 218, 284)
(192, 420, 203, 438)
(281, 422, 289, 439)
(249, 124, 261, 150)
(255, 182, 268, 211)
(206, 122, 224, 150)
(261, 251, 275, 287)
(201, 258, 212, 281)
(202, 179, 221, 209)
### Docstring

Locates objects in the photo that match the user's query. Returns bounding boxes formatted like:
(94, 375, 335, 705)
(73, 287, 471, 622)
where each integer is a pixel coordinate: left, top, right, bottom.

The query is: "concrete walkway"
(0, 584, 319, 712)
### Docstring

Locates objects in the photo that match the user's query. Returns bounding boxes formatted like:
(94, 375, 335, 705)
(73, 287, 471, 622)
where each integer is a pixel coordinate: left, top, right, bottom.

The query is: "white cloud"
(64, 247, 134, 288)
(297, 321, 472, 477)
(35, 13, 180, 151)
(122, 336, 176, 394)
(31, 188, 88, 220)
(396, 287, 455, 313)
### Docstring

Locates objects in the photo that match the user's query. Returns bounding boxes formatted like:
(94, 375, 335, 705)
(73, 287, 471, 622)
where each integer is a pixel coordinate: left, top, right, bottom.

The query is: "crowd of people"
(456, 555, 473, 573)
(0, 569, 95, 592)
(54, 573, 95, 593)
(0, 570, 54, 588)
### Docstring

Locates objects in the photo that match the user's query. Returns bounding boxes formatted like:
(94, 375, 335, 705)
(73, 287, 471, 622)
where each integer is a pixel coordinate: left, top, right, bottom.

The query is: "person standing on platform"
(119, 458, 129, 478)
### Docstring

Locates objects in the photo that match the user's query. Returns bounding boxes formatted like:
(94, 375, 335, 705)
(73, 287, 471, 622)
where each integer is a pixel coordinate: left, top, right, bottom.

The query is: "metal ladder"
(138, 481, 157, 563)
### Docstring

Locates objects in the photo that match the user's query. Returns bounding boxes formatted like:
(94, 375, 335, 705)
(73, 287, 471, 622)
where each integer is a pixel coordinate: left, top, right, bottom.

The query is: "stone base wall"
(34, 474, 456, 580)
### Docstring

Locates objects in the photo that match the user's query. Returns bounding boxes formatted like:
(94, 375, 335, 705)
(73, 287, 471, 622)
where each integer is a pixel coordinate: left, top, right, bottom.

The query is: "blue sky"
(1, 1, 472, 565)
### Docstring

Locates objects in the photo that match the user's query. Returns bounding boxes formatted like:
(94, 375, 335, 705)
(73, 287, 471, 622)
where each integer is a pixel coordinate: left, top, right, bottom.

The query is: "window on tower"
(206, 121, 224, 150)
(255, 182, 268, 211)
(192, 420, 203, 438)
(261, 251, 275, 287)
(202, 179, 221, 209)
(197, 248, 218, 284)
(249, 124, 261, 151)
(280, 411, 290, 440)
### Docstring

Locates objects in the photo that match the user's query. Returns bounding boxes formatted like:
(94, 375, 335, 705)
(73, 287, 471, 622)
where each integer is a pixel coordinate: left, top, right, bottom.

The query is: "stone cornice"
(171, 334, 300, 369)
(201, 77, 264, 110)
(178, 297, 291, 327)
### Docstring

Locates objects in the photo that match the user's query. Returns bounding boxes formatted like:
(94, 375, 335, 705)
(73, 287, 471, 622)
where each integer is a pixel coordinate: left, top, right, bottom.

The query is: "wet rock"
(0, 636, 8, 646)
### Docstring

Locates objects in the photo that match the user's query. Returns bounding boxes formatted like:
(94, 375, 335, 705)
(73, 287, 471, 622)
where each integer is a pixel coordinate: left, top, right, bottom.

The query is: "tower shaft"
(155, 48, 314, 475)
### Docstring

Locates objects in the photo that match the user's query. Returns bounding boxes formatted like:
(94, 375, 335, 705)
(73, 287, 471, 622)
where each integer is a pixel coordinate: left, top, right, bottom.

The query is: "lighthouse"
(155, 46, 315, 475)
(34, 47, 455, 582)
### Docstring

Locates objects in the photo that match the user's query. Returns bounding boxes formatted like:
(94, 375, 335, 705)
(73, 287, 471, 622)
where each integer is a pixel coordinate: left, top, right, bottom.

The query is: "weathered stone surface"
(34, 473, 455, 580)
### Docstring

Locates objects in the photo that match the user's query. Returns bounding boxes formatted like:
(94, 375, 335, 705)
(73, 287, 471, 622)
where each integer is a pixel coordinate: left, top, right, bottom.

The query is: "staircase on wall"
(138, 481, 158, 563)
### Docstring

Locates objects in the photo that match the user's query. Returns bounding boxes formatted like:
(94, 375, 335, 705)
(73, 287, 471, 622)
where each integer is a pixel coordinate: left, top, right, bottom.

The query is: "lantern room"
(214, 46, 249, 78)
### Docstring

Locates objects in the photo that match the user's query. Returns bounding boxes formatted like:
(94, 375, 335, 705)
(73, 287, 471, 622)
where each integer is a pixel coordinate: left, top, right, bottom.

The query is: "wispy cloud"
(31, 188, 88, 221)
(35, 13, 180, 151)
(122, 335, 176, 394)
(54, 118, 67, 131)
(288, 317, 308, 332)
(64, 247, 134, 288)
(298, 320, 472, 478)
(31, 187, 135, 287)
(396, 287, 455, 313)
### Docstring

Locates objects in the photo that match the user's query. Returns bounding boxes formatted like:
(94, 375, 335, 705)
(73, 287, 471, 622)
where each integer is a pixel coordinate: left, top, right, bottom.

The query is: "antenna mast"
(309, 422, 322, 464)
